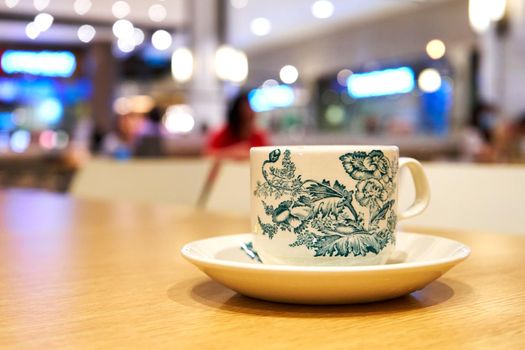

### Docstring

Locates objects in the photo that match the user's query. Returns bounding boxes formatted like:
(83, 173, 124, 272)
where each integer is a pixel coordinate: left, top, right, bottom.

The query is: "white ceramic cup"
(250, 146, 430, 266)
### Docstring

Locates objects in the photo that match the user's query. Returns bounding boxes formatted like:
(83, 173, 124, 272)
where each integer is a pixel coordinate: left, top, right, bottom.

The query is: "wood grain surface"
(0, 189, 524, 349)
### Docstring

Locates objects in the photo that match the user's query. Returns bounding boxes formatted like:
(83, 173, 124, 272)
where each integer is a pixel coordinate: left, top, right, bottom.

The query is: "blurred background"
(0, 0, 523, 193)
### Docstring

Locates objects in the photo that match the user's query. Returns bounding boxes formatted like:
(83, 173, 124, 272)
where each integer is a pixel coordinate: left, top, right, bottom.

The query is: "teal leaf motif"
(258, 217, 277, 239)
(262, 201, 274, 215)
(304, 180, 345, 201)
(370, 200, 395, 224)
(313, 233, 385, 257)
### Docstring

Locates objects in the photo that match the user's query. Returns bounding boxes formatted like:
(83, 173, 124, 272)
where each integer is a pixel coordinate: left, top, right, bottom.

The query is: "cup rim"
(251, 145, 399, 153)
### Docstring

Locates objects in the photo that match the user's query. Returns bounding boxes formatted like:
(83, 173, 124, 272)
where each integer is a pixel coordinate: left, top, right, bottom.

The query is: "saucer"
(181, 232, 470, 305)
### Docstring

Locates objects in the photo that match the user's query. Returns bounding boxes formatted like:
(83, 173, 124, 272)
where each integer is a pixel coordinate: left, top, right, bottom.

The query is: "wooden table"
(1, 190, 524, 349)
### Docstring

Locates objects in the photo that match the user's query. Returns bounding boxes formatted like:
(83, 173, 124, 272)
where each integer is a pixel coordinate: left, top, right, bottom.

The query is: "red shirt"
(206, 126, 269, 150)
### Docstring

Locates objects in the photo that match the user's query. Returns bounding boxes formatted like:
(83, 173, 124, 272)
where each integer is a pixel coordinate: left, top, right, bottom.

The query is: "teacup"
(250, 145, 430, 266)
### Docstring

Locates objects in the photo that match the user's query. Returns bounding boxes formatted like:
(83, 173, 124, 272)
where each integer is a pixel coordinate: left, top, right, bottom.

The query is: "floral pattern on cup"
(254, 149, 398, 258)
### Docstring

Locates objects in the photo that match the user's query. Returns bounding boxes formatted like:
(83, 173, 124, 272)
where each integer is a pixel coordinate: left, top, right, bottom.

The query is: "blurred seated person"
(103, 112, 146, 159)
(494, 112, 525, 163)
(461, 102, 500, 162)
(206, 92, 269, 160)
(134, 106, 166, 158)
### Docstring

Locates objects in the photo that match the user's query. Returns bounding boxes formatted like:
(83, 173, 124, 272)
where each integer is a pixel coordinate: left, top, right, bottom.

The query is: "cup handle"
(398, 157, 430, 221)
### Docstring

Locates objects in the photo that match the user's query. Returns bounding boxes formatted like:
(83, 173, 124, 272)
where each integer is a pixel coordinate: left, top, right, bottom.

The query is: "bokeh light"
(279, 65, 299, 84)
(262, 79, 279, 88)
(77, 24, 96, 43)
(489, 0, 507, 20)
(469, 0, 491, 33)
(148, 4, 167, 22)
(54, 130, 69, 150)
(249, 85, 295, 112)
(38, 130, 69, 150)
(10, 130, 30, 153)
(112, 1, 130, 19)
(1, 50, 76, 77)
(39, 129, 54, 149)
(215, 45, 248, 83)
(337, 69, 353, 86)
(312, 0, 334, 19)
(117, 38, 135, 53)
(426, 39, 446, 60)
(5, 0, 19, 9)
(250, 17, 271, 36)
(133, 28, 145, 46)
(34, 13, 54, 32)
(325, 105, 345, 125)
(230, 0, 248, 9)
(112, 19, 134, 39)
(348, 67, 415, 98)
(113, 97, 130, 115)
(36, 97, 63, 125)
(74, 0, 91, 15)
(164, 105, 195, 134)
(151, 30, 172, 51)
(171, 47, 194, 83)
(25, 22, 40, 40)
(418, 68, 442, 93)
(33, 0, 49, 11)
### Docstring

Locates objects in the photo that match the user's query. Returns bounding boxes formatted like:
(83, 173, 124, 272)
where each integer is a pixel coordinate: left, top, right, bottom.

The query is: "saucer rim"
(181, 232, 471, 273)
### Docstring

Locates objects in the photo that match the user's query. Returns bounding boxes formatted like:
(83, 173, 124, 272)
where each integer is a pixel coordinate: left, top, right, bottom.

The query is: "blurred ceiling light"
(151, 30, 172, 51)
(74, 0, 92, 15)
(112, 1, 130, 19)
(262, 79, 279, 88)
(489, 0, 507, 21)
(34, 13, 54, 32)
(112, 19, 134, 39)
(5, 0, 19, 9)
(10, 129, 30, 153)
(250, 17, 271, 36)
(336, 69, 353, 86)
(117, 38, 135, 53)
(148, 4, 167, 22)
(25, 22, 40, 40)
(469, 0, 491, 33)
(230, 0, 248, 9)
(171, 47, 193, 83)
(164, 105, 195, 134)
(426, 39, 446, 60)
(418, 68, 442, 93)
(311, 0, 334, 19)
(279, 65, 299, 84)
(215, 45, 248, 83)
(133, 28, 144, 45)
(77, 24, 96, 43)
(33, 0, 49, 11)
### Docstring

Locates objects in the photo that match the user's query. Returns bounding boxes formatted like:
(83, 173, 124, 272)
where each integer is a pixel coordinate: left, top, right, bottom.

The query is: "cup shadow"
(167, 277, 472, 318)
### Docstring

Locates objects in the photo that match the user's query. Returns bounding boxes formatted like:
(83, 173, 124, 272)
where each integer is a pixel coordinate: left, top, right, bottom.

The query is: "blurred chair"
(399, 162, 525, 235)
(70, 158, 212, 206)
(202, 160, 251, 214)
